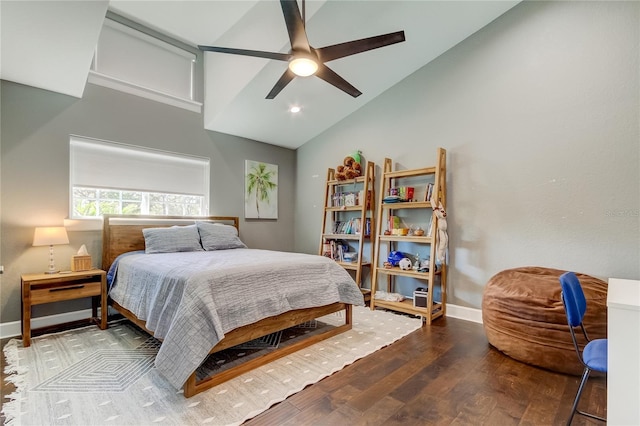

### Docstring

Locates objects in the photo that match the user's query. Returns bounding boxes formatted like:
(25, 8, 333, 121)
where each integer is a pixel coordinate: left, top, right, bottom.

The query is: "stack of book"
(332, 218, 371, 235)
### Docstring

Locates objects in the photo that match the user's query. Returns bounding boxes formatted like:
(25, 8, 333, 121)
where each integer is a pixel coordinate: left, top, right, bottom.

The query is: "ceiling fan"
(198, 0, 405, 99)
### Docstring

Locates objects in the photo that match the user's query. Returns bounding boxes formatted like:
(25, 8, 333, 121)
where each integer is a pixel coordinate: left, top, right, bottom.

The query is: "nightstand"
(21, 269, 107, 347)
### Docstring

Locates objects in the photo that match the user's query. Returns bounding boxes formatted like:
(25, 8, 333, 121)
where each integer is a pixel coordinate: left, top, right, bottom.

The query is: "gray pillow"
(197, 221, 247, 250)
(142, 224, 204, 253)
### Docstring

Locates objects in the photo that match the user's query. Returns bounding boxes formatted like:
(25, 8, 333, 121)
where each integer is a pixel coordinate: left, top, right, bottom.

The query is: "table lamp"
(33, 227, 69, 274)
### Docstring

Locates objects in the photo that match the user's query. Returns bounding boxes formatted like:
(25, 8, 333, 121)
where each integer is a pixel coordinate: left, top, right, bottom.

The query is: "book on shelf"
(424, 183, 434, 202)
(323, 239, 351, 262)
(332, 218, 366, 235)
(388, 215, 401, 231)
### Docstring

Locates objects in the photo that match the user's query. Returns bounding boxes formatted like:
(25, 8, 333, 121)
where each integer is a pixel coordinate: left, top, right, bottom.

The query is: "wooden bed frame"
(101, 214, 352, 397)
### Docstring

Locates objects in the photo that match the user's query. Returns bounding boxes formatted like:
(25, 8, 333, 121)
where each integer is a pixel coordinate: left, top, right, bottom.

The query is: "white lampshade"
(288, 57, 318, 77)
(33, 227, 69, 246)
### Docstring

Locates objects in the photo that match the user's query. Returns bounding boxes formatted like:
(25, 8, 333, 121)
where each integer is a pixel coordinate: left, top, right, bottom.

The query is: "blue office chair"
(559, 271, 607, 425)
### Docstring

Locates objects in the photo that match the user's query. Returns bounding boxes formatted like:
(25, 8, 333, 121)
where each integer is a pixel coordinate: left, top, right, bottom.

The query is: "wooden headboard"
(101, 214, 240, 271)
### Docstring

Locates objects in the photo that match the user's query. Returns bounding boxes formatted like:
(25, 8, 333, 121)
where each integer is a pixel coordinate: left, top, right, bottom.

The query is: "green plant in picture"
(246, 161, 278, 218)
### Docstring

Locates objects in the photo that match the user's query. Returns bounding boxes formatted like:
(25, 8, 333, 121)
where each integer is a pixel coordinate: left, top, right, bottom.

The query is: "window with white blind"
(69, 136, 209, 219)
(88, 17, 202, 112)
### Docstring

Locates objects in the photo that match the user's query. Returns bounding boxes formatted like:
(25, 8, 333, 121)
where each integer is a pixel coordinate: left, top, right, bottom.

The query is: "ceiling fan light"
(289, 57, 318, 77)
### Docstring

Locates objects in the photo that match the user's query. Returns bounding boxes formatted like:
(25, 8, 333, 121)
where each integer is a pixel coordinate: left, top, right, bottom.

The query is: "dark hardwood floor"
(244, 315, 605, 426)
(1, 314, 606, 425)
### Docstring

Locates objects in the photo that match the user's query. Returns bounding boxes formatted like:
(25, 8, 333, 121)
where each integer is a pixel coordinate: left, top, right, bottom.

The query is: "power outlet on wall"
(0, 265, 4, 274)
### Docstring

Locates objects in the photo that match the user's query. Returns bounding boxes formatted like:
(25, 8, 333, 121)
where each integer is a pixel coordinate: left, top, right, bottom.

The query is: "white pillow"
(142, 224, 204, 253)
(197, 222, 247, 251)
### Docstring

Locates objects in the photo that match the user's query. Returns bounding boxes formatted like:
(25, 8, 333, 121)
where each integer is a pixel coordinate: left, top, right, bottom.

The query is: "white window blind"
(70, 136, 209, 199)
(94, 19, 195, 100)
(88, 18, 202, 112)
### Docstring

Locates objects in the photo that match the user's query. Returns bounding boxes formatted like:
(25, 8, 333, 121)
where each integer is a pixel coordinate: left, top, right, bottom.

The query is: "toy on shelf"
(335, 151, 362, 181)
(430, 197, 448, 263)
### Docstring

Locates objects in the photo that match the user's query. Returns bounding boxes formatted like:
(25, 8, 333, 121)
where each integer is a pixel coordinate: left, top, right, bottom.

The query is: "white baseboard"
(0, 309, 100, 340)
(446, 303, 483, 324)
(1, 304, 483, 340)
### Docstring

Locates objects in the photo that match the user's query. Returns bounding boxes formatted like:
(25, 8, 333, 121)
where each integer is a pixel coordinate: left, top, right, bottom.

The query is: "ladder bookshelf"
(370, 148, 447, 324)
(319, 161, 376, 301)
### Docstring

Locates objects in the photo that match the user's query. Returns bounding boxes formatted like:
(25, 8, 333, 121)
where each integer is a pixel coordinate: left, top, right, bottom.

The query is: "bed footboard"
(109, 299, 352, 398)
(184, 302, 351, 397)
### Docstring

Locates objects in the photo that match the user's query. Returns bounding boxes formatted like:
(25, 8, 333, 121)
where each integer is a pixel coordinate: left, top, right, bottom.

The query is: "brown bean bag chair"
(482, 266, 607, 376)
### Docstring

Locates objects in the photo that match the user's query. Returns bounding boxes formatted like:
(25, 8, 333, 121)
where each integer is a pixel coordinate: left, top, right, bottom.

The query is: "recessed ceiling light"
(290, 106, 301, 113)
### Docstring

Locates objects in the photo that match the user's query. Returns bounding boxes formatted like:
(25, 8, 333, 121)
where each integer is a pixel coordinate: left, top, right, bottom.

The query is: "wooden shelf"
(322, 233, 370, 240)
(384, 167, 436, 179)
(375, 266, 440, 280)
(338, 261, 371, 270)
(325, 205, 367, 212)
(372, 298, 444, 319)
(381, 201, 431, 209)
(378, 235, 434, 243)
(319, 161, 376, 296)
(327, 176, 367, 186)
(370, 148, 448, 325)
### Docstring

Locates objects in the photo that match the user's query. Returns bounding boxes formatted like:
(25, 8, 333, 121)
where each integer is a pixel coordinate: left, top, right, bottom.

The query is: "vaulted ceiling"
(1, 1, 520, 149)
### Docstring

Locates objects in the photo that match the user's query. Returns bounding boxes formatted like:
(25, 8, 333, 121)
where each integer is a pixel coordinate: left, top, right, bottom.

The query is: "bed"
(102, 214, 364, 397)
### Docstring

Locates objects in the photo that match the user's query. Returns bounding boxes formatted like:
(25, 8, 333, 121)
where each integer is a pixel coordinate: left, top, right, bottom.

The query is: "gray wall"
(0, 82, 296, 323)
(295, 1, 640, 308)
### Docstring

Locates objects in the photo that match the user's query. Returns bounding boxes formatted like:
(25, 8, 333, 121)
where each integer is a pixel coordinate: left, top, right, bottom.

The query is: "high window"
(88, 15, 202, 112)
(69, 136, 209, 219)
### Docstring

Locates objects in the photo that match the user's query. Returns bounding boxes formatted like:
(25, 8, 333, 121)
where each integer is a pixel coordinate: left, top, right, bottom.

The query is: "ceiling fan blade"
(316, 31, 406, 63)
(315, 64, 362, 98)
(280, 0, 311, 53)
(198, 45, 291, 61)
(266, 68, 296, 99)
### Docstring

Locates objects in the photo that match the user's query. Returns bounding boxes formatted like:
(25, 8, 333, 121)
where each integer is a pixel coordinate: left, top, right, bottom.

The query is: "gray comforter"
(109, 249, 365, 388)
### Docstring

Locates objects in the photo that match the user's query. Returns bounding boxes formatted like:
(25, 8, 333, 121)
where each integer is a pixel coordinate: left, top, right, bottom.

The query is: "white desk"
(607, 278, 640, 425)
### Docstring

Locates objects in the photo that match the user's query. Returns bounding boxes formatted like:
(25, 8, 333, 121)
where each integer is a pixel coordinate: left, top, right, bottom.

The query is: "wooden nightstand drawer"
(30, 281, 102, 305)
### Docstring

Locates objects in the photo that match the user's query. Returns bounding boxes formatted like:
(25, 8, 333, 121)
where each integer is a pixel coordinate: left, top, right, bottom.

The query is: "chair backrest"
(559, 271, 587, 328)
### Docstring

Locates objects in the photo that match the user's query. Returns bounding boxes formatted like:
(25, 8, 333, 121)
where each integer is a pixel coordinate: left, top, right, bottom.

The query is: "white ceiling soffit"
(0, 1, 109, 98)
(1, 1, 520, 149)
(112, 1, 519, 149)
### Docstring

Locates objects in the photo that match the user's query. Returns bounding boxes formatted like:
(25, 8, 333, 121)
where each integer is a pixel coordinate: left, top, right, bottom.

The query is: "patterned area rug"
(2, 306, 422, 426)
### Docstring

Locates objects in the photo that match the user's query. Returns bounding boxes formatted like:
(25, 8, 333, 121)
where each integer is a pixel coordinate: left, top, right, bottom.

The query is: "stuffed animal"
(399, 257, 412, 270)
(335, 151, 363, 180)
(430, 197, 448, 263)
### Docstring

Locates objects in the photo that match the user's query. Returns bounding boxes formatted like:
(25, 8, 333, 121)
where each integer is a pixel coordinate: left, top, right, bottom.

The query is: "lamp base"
(45, 245, 59, 275)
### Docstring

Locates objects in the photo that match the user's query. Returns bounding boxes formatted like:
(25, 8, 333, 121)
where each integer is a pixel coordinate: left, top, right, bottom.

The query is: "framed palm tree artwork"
(245, 160, 278, 219)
